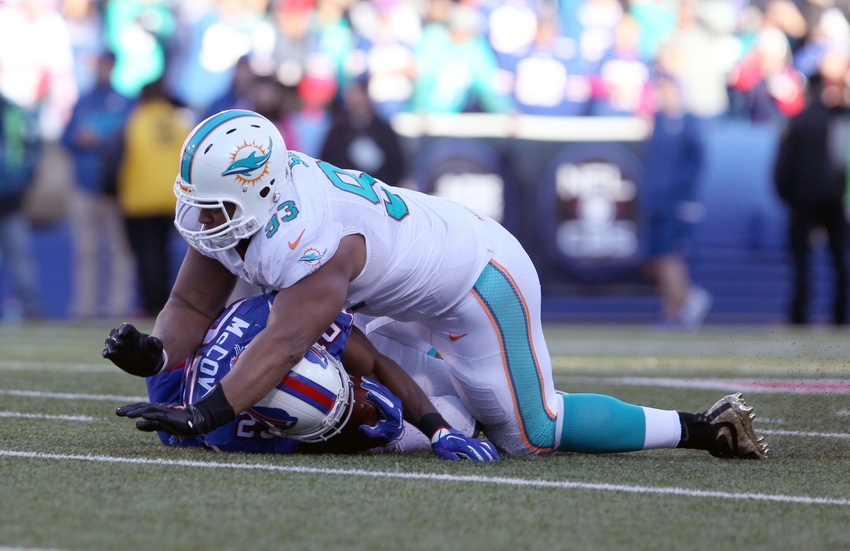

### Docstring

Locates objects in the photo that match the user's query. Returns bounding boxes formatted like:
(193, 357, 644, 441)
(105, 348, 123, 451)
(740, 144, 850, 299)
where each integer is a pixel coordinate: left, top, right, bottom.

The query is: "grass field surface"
(1, 322, 849, 551)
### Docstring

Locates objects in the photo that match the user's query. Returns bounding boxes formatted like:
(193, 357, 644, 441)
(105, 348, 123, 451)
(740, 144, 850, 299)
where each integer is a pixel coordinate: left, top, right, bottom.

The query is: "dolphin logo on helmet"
(221, 139, 273, 179)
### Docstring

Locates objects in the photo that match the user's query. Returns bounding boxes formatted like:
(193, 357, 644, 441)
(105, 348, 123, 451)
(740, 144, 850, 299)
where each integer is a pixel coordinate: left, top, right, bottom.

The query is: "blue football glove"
(431, 428, 500, 461)
(358, 376, 405, 444)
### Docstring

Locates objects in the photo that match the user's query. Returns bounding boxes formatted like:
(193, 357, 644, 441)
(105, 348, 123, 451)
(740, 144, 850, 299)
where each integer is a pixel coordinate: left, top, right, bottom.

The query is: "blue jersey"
(146, 293, 354, 453)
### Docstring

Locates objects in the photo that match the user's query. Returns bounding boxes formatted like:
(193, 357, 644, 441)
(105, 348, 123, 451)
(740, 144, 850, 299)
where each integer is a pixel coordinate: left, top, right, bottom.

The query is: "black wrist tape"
(193, 383, 236, 432)
(418, 412, 450, 438)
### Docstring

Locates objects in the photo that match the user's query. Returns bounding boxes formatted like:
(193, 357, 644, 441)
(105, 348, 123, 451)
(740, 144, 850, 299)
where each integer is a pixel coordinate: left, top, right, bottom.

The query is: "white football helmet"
(174, 109, 290, 254)
(248, 345, 355, 443)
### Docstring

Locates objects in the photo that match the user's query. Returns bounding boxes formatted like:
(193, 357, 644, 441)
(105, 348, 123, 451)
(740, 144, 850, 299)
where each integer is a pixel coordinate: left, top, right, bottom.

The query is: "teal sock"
(556, 393, 647, 453)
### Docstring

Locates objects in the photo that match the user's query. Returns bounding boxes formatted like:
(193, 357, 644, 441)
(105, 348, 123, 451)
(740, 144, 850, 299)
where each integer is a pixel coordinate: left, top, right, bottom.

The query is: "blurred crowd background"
(2, 0, 843, 130)
(1, 0, 850, 326)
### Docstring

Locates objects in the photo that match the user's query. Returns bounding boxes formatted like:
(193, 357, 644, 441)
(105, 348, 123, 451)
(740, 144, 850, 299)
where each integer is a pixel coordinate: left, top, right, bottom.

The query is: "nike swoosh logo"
(288, 229, 306, 250)
(448, 333, 468, 341)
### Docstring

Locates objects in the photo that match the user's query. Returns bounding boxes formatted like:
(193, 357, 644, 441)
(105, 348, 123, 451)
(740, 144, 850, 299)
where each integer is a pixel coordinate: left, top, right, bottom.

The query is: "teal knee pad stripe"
(558, 394, 646, 453)
(473, 262, 556, 451)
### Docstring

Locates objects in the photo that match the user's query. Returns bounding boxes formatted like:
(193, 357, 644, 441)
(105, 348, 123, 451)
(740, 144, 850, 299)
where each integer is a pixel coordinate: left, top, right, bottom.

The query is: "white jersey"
(184, 149, 562, 455)
(201, 152, 494, 320)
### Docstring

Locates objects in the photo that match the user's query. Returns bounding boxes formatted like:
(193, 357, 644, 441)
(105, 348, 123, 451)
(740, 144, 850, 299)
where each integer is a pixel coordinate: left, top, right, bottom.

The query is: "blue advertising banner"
(536, 142, 644, 283)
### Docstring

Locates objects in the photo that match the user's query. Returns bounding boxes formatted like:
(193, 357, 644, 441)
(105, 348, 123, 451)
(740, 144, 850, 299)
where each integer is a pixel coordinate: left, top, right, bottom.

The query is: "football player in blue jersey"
(108, 293, 497, 460)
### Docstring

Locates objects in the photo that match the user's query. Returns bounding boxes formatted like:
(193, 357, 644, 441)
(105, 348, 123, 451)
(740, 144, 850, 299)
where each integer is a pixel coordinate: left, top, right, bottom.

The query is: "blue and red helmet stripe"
(279, 371, 336, 414)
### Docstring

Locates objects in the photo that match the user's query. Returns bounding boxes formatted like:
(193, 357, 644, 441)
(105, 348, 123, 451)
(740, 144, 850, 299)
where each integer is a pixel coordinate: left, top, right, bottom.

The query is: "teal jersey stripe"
(180, 110, 260, 185)
(473, 262, 556, 451)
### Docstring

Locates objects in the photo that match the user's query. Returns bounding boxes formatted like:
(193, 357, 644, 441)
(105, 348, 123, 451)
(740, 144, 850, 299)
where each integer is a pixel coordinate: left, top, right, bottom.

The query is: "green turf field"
(2, 322, 849, 551)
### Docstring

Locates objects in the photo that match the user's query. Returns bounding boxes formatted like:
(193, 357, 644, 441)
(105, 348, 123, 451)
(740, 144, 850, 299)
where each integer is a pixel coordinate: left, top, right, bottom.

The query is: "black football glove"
(116, 402, 206, 436)
(102, 323, 166, 377)
(116, 383, 236, 437)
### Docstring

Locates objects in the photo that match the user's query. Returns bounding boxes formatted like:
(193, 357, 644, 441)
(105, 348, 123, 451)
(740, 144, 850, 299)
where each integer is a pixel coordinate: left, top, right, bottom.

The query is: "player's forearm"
(371, 355, 439, 425)
(217, 243, 354, 414)
(153, 248, 236, 369)
(219, 327, 308, 413)
(373, 360, 458, 442)
(151, 295, 218, 370)
(343, 327, 440, 427)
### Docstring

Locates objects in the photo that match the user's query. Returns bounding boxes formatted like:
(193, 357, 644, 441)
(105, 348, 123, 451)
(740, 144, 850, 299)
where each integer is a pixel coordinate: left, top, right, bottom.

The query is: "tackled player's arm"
(153, 247, 238, 369)
(341, 326, 439, 425)
(341, 325, 499, 461)
(219, 234, 367, 414)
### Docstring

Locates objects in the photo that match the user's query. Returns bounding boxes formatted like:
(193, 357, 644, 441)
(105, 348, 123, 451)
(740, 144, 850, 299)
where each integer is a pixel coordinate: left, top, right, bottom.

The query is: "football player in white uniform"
(105, 109, 767, 460)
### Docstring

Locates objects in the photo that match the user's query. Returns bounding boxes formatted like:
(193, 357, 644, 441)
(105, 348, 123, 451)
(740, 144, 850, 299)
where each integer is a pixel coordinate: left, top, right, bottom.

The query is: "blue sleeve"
(145, 367, 204, 447)
(157, 433, 204, 448)
(145, 367, 184, 404)
(201, 414, 301, 454)
(318, 310, 353, 361)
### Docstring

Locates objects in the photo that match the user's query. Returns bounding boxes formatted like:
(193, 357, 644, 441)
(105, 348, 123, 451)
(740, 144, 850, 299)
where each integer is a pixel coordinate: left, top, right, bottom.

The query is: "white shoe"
(679, 285, 712, 329)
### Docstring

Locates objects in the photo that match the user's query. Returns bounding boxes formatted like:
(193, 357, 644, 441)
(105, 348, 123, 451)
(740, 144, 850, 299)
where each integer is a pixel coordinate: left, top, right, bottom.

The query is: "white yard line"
(759, 429, 850, 439)
(1, 449, 847, 506)
(554, 376, 850, 394)
(544, 338, 850, 357)
(0, 361, 114, 372)
(0, 390, 147, 402)
(0, 412, 99, 422)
